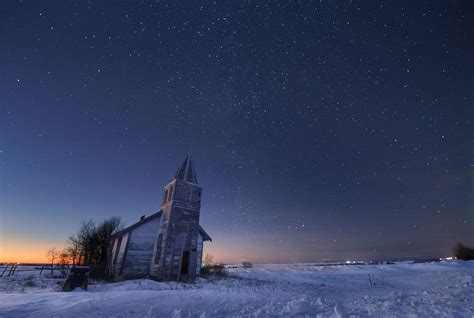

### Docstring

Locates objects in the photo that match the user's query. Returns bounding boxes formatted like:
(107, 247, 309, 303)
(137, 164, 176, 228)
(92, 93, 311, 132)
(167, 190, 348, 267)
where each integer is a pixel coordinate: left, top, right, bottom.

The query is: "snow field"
(0, 261, 472, 317)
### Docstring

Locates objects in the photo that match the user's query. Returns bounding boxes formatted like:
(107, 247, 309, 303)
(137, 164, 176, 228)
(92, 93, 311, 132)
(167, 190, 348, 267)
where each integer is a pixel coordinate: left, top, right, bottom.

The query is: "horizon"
(0, 1, 473, 265)
(0, 252, 459, 266)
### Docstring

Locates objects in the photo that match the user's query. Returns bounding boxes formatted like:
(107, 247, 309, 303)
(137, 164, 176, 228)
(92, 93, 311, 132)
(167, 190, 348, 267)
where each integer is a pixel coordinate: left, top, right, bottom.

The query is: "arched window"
(154, 233, 163, 264)
(192, 189, 199, 203)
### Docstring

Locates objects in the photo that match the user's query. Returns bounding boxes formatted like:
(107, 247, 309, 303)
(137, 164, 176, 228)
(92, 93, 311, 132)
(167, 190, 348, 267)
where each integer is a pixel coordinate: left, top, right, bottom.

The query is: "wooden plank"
(176, 238, 186, 282)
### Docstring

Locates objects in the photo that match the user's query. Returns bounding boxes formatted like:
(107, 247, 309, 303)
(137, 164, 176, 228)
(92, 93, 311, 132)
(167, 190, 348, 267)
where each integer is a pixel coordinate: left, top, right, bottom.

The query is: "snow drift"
(0, 261, 472, 317)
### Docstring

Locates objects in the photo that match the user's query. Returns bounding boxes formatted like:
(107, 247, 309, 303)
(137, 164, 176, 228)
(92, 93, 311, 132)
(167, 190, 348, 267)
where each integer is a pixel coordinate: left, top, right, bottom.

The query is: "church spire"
(174, 156, 198, 184)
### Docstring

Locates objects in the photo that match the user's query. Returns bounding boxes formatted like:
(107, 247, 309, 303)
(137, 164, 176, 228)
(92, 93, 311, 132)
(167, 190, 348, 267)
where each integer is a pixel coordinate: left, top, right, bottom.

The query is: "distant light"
(439, 256, 455, 261)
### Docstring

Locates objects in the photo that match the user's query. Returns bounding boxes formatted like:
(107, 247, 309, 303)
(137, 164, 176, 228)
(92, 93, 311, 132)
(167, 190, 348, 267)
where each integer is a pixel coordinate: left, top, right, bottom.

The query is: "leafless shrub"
(454, 243, 474, 261)
(203, 253, 214, 266)
(201, 264, 228, 278)
(242, 261, 253, 268)
(23, 275, 36, 287)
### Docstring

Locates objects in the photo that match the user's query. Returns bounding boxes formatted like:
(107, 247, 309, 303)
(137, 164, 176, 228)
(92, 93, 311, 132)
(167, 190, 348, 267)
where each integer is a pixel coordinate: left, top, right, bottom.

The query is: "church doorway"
(180, 251, 190, 276)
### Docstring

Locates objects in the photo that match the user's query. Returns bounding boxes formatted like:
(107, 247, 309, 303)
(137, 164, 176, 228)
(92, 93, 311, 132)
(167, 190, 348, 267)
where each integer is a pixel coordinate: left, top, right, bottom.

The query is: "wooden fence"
(0, 264, 71, 277)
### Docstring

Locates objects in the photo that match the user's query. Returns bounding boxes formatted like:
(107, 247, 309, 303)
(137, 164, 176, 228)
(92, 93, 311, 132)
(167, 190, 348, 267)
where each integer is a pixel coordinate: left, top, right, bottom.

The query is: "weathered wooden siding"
(110, 232, 129, 276)
(121, 217, 160, 277)
(154, 179, 202, 281)
(148, 218, 165, 277)
(196, 233, 203, 276)
(107, 158, 210, 281)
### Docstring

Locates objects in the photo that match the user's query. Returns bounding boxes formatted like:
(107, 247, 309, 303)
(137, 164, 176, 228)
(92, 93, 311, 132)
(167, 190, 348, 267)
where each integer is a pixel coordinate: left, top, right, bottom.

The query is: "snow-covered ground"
(0, 261, 472, 317)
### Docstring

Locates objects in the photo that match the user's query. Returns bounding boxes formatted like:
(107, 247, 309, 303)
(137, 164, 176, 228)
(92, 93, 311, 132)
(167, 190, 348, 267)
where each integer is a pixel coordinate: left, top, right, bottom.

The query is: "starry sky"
(0, 1, 472, 264)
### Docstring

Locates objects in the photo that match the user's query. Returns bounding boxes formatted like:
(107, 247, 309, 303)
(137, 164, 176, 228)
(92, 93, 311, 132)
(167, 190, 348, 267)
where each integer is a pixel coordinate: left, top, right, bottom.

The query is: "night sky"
(0, 1, 472, 264)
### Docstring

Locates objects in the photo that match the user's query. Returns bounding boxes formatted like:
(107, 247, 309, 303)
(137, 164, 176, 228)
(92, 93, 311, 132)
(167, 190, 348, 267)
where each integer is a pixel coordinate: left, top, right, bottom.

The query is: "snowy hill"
(0, 261, 472, 317)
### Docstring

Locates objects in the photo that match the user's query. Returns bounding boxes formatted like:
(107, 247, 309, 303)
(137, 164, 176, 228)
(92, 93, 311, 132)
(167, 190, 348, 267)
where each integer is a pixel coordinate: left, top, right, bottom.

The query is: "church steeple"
(174, 156, 198, 184)
(157, 156, 203, 281)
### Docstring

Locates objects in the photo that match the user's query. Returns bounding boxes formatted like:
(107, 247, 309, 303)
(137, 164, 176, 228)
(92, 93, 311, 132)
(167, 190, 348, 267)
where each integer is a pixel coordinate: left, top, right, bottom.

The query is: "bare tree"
(67, 234, 80, 266)
(59, 248, 70, 276)
(66, 217, 122, 279)
(46, 248, 58, 277)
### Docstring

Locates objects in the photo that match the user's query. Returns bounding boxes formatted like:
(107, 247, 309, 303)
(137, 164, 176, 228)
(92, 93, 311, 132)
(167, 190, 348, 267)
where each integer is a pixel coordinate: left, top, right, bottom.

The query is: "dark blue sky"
(0, 0, 472, 263)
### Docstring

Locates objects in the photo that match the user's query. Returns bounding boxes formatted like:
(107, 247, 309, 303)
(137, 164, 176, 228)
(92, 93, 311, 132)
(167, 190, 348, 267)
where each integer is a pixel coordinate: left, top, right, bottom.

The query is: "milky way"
(0, 1, 472, 263)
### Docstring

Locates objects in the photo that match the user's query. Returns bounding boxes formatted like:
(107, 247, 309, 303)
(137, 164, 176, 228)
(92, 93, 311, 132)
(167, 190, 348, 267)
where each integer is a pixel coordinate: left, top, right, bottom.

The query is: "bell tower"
(153, 156, 202, 281)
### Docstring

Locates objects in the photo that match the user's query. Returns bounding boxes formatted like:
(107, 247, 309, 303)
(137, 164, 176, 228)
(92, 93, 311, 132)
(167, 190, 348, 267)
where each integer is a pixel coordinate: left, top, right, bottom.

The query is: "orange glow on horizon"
(0, 237, 65, 264)
(1, 235, 253, 265)
(1, 243, 236, 265)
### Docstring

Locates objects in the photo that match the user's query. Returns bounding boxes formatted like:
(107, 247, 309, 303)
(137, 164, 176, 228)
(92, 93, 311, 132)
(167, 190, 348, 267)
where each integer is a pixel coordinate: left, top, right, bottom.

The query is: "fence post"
(1, 265, 9, 277)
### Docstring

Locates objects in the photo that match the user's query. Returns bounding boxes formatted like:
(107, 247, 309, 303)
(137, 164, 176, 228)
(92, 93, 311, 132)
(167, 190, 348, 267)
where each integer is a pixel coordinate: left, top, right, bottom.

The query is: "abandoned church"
(107, 156, 212, 282)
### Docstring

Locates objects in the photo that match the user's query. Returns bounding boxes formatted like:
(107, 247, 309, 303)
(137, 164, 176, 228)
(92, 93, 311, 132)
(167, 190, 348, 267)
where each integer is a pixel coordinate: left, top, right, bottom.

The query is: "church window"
(192, 189, 199, 203)
(186, 188, 192, 203)
(154, 233, 163, 264)
(167, 186, 174, 201)
(113, 237, 122, 266)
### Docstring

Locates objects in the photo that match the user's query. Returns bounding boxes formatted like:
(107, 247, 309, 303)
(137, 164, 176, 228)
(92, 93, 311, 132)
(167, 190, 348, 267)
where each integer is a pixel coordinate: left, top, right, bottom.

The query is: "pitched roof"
(174, 156, 198, 184)
(198, 226, 212, 242)
(110, 211, 162, 240)
(110, 210, 211, 241)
